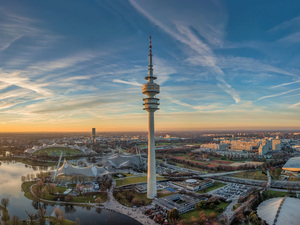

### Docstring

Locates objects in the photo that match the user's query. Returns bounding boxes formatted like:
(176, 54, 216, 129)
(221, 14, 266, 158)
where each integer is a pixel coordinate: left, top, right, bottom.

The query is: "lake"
(0, 161, 141, 225)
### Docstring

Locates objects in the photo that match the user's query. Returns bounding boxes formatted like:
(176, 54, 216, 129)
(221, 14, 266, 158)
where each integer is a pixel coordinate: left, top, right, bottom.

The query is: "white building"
(258, 142, 268, 155)
(200, 143, 228, 151)
(272, 138, 281, 151)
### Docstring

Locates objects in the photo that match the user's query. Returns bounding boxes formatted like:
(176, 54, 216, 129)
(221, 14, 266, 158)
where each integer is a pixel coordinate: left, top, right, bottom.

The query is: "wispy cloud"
(269, 16, 300, 32)
(275, 31, 300, 44)
(256, 87, 300, 101)
(0, 7, 61, 57)
(113, 79, 142, 86)
(217, 56, 298, 78)
(0, 70, 52, 96)
(271, 80, 300, 89)
(289, 102, 300, 108)
(162, 94, 221, 112)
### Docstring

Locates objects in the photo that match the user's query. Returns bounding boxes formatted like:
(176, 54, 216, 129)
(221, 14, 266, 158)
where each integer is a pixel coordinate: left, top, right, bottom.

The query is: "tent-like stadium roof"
(282, 157, 300, 172)
(57, 160, 109, 177)
(103, 153, 142, 169)
(257, 197, 300, 225)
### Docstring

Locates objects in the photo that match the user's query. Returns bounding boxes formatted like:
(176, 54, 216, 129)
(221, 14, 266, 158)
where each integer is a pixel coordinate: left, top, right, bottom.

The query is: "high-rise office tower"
(143, 37, 160, 199)
(92, 128, 96, 141)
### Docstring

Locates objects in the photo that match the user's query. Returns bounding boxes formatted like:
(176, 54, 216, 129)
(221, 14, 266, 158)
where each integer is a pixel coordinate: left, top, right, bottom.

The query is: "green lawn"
(180, 202, 230, 222)
(115, 176, 166, 187)
(40, 186, 67, 200)
(21, 181, 37, 200)
(230, 170, 267, 180)
(197, 182, 226, 193)
(33, 147, 82, 156)
(121, 173, 136, 178)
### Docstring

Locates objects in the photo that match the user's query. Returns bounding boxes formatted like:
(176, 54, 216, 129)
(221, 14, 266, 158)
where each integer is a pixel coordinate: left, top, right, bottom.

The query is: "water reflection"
(64, 204, 76, 213)
(0, 161, 46, 198)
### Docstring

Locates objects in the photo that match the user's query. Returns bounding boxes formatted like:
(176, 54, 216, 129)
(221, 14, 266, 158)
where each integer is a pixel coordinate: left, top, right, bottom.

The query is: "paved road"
(221, 199, 238, 221)
(267, 169, 272, 188)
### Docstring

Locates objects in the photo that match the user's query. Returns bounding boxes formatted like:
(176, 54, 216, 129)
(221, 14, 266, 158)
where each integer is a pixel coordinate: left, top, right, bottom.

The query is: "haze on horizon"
(0, 0, 299, 132)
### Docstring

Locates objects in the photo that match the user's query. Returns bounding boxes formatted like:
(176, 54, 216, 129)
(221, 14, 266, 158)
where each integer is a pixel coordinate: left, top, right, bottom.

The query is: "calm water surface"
(0, 161, 141, 225)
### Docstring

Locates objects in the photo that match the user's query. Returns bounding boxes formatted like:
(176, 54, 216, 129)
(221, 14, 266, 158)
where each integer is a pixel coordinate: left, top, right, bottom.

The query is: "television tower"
(143, 36, 160, 199)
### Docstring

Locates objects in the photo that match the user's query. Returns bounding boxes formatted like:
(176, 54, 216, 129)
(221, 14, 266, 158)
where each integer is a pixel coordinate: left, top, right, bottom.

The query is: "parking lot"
(213, 183, 252, 200)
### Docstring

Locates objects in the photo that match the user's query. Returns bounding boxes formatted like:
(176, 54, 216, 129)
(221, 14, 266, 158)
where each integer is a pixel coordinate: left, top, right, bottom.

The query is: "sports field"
(33, 147, 82, 156)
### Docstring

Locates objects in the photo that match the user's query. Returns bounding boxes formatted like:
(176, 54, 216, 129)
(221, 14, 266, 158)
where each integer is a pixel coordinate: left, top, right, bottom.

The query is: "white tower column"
(143, 36, 160, 199)
(147, 111, 157, 198)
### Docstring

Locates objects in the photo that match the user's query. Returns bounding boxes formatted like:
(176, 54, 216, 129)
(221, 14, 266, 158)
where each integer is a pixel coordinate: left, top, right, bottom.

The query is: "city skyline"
(1, 0, 300, 132)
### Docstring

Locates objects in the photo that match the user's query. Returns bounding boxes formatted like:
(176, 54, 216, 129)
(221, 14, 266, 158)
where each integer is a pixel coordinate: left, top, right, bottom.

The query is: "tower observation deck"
(143, 36, 160, 199)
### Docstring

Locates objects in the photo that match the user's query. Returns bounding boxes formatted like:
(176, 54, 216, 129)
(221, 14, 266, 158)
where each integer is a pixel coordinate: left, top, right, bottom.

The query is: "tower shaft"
(147, 111, 157, 199)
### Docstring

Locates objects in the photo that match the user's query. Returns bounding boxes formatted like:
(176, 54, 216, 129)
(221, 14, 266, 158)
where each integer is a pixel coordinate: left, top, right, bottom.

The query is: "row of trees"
(114, 190, 148, 207)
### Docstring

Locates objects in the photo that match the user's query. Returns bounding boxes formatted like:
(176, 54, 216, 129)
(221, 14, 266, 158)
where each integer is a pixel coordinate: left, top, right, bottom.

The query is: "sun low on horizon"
(0, 0, 300, 133)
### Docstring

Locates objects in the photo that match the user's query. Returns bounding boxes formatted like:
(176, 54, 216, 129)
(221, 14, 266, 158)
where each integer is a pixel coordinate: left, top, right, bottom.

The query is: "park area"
(22, 181, 108, 204)
(33, 147, 82, 156)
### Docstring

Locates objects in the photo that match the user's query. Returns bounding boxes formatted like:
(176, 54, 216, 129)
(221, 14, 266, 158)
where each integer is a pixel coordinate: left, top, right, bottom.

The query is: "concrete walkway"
(103, 179, 157, 225)
(221, 199, 238, 221)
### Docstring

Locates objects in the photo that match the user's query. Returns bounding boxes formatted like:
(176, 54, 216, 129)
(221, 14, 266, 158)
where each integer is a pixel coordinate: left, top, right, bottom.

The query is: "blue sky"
(0, 0, 299, 132)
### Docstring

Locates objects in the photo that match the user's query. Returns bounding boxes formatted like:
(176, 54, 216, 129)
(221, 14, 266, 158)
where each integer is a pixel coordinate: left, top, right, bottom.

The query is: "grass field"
(115, 175, 166, 187)
(180, 202, 230, 221)
(36, 185, 67, 200)
(229, 170, 267, 180)
(33, 147, 82, 156)
(170, 161, 205, 172)
(197, 182, 226, 193)
(21, 181, 37, 200)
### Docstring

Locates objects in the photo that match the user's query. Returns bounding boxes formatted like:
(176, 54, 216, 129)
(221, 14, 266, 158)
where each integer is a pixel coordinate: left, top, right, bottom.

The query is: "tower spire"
(149, 36, 152, 56)
(146, 36, 155, 82)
